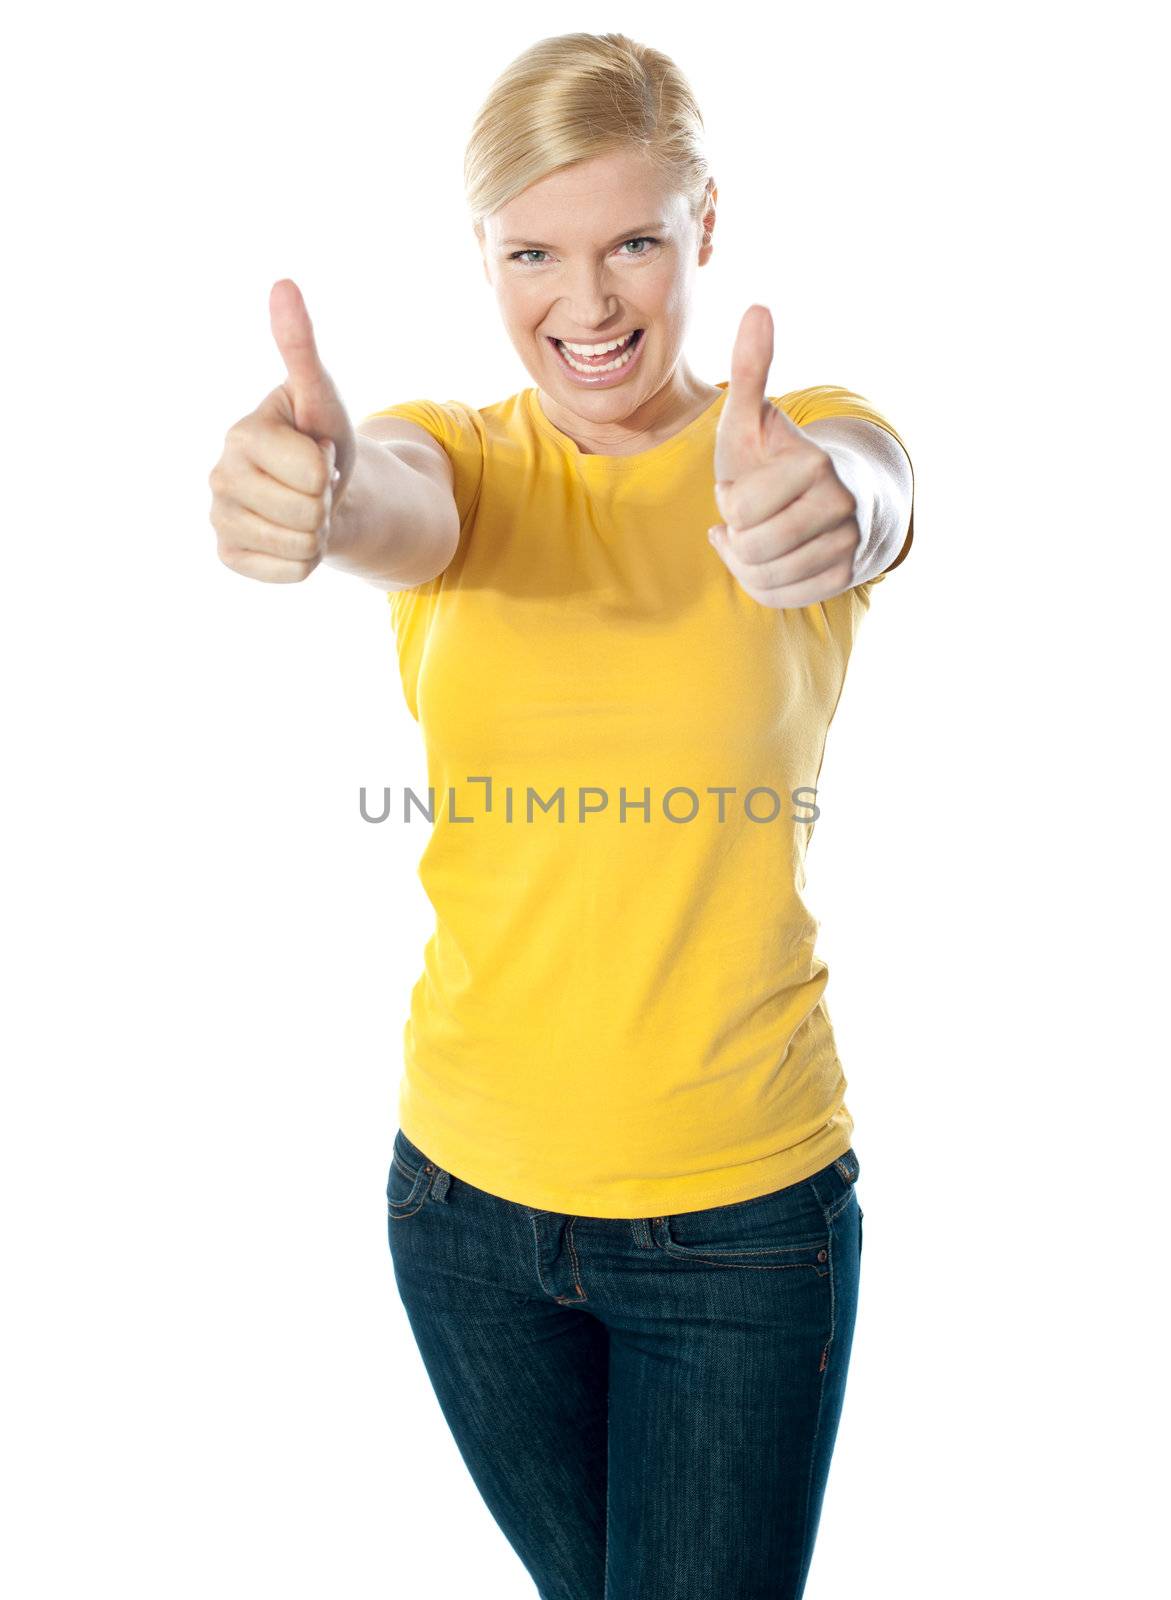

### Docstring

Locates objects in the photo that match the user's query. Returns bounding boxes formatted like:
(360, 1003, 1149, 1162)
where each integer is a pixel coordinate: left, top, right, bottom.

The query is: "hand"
(208, 278, 357, 583)
(710, 305, 861, 608)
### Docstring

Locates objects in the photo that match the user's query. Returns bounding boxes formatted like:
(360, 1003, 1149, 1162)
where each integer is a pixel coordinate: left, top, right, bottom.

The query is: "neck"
(537, 363, 724, 457)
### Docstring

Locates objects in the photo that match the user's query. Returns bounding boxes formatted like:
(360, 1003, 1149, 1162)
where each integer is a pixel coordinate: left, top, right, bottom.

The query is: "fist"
(209, 279, 356, 583)
(710, 305, 861, 608)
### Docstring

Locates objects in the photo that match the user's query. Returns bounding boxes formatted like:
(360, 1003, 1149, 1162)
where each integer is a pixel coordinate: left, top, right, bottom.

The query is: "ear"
(698, 180, 717, 263)
(474, 225, 490, 284)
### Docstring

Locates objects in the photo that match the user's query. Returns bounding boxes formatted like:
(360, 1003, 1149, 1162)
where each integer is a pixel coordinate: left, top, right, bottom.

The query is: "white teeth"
(554, 331, 641, 374)
(559, 332, 637, 356)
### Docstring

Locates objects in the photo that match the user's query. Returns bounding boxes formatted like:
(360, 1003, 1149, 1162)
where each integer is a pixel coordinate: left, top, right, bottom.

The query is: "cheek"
(507, 305, 552, 349)
(497, 280, 544, 321)
(661, 279, 693, 318)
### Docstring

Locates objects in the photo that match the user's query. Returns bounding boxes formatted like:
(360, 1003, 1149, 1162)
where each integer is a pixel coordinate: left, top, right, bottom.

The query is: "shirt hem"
(397, 1102, 855, 1220)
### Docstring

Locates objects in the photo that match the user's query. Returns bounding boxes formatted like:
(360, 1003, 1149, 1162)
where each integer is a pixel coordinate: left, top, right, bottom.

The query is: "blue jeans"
(386, 1126, 864, 1599)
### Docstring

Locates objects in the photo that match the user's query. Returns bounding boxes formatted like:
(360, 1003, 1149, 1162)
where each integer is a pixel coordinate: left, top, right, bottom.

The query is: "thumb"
(269, 277, 338, 435)
(713, 303, 782, 488)
(720, 304, 773, 445)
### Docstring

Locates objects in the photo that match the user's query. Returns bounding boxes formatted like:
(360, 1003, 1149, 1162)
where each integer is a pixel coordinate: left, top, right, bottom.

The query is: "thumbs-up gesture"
(209, 279, 356, 582)
(710, 305, 862, 608)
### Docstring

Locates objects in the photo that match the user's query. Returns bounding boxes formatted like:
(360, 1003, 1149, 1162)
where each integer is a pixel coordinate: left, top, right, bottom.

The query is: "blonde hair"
(464, 33, 713, 241)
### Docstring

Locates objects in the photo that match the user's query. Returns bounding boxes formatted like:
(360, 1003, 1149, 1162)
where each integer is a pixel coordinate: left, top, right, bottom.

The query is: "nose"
(559, 268, 624, 334)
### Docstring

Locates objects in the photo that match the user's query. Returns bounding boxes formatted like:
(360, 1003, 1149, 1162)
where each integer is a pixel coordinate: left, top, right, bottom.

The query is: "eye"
(507, 236, 661, 266)
(618, 235, 659, 257)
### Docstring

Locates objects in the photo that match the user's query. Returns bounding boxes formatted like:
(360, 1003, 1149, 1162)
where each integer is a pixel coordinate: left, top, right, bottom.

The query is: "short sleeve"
(360, 399, 486, 717)
(360, 397, 486, 542)
(773, 384, 915, 586)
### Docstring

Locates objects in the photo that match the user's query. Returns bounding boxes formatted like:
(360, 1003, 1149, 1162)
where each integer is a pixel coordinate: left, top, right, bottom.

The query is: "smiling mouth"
(546, 328, 644, 370)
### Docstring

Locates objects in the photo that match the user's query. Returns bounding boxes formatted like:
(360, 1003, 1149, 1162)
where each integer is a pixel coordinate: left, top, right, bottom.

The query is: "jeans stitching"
(800, 1247, 834, 1582)
(388, 1159, 429, 1218)
(833, 1155, 857, 1185)
(392, 1151, 421, 1183)
(564, 1217, 588, 1301)
(823, 1188, 856, 1225)
(661, 1243, 829, 1274)
(661, 1238, 825, 1257)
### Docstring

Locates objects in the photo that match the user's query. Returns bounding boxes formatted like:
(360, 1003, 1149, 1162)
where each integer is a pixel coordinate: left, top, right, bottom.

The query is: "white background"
(3, 2, 1166, 1595)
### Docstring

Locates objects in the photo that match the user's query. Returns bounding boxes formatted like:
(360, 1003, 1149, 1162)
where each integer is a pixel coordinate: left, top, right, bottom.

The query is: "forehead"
(488, 150, 682, 242)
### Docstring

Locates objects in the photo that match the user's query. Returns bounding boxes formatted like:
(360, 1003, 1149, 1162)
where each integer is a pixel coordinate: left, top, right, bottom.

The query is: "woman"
(209, 30, 914, 1600)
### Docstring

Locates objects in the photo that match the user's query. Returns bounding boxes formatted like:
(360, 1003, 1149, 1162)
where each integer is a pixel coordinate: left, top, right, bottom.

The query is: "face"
(478, 148, 717, 442)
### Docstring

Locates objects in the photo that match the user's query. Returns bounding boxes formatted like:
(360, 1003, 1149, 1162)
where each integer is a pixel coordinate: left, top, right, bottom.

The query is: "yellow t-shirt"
(363, 382, 914, 1218)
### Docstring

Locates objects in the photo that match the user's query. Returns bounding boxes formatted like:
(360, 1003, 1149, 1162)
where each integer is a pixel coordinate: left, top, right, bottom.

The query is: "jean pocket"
(656, 1177, 834, 1276)
(387, 1131, 433, 1220)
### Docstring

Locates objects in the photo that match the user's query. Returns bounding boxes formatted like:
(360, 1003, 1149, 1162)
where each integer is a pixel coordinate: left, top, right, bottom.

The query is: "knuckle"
(290, 497, 320, 533)
(286, 530, 320, 561)
(208, 460, 235, 498)
(211, 506, 240, 543)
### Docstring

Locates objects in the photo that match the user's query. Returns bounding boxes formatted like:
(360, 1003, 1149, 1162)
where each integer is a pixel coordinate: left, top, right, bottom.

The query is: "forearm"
(803, 417, 912, 584)
(324, 433, 459, 589)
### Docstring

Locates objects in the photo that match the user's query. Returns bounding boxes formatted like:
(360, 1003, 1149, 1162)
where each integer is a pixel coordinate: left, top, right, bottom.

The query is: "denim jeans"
(386, 1126, 864, 1599)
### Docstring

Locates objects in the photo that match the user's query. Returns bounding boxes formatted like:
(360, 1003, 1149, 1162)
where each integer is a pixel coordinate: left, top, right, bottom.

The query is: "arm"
(323, 418, 460, 591)
(802, 416, 914, 587)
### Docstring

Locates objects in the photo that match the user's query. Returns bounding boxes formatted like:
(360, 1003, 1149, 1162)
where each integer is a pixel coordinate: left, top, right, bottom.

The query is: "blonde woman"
(209, 30, 914, 1600)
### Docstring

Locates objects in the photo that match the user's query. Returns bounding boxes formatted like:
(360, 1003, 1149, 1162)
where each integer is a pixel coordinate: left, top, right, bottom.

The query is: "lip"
(546, 328, 647, 387)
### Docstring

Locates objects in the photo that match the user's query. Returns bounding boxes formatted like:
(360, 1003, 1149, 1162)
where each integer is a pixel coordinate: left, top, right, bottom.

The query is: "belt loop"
(428, 1166, 452, 1203)
(833, 1149, 859, 1187)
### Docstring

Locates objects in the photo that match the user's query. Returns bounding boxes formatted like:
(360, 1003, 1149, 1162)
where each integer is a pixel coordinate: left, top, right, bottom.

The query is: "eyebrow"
(499, 221, 669, 250)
